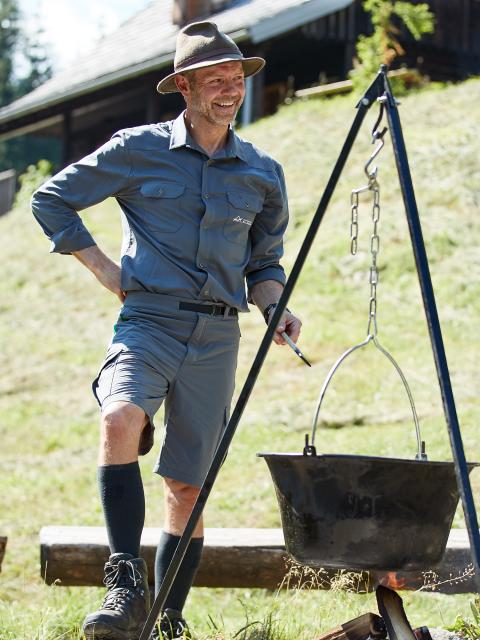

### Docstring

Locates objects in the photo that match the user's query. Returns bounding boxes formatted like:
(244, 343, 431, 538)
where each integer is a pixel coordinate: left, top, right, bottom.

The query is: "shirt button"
(158, 188, 163, 195)
(199, 262, 205, 268)
(204, 290, 210, 295)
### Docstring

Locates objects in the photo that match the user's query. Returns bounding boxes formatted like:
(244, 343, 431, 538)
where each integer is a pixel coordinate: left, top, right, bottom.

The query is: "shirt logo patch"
(233, 216, 252, 226)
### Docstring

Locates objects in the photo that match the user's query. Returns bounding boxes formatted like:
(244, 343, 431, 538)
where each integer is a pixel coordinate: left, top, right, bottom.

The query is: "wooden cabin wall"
(394, 0, 480, 79)
(4, 0, 480, 168)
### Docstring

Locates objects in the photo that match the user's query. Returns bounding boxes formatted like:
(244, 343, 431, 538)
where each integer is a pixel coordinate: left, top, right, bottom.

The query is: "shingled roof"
(0, 0, 352, 125)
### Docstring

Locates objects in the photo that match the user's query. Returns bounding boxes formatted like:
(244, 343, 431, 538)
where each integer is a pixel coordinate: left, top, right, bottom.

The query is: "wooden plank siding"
(0, 0, 478, 166)
(398, 0, 480, 80)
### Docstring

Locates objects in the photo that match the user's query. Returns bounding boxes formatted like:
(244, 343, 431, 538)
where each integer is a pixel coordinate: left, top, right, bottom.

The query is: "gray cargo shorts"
(92, 291, 241, 486)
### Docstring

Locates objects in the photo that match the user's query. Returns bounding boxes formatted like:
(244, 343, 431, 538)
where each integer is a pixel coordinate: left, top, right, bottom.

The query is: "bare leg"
(163, 477, 203, 537)
(99, 400, 148, 465)
(83, 401, 151, 639)
(153, 477, 204, 623)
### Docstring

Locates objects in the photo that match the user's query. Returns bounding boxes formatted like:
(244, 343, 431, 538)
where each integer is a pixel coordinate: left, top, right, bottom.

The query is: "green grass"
(1, 77, 480, 638)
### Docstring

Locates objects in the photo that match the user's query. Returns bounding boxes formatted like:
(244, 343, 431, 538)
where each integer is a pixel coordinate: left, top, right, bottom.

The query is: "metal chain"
(336, 103, 426, 459)
(350, 190, 360, 255)
(349, 111, 387, 336)
(367, 177, 380, 336)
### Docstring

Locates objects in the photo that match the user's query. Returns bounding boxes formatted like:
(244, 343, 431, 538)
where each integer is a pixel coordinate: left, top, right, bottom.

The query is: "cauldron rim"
(257, 452, 479, 468)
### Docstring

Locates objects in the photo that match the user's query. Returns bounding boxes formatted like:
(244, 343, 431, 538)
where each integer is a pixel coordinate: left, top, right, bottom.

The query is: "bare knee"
(99, 402, 147, 465)
(164, 478, 200, 510)
(163, 477, 203, 536)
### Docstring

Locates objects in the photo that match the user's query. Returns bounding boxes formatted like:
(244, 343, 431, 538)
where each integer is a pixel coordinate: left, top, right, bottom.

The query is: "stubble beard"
(190, 92, 243, 127)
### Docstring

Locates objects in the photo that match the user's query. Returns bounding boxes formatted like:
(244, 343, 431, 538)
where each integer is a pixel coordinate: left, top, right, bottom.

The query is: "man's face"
(178, 61, 245, 127)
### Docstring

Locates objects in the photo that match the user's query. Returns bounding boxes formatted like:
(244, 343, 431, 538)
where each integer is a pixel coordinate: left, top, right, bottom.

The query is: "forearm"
(73, 245, 125, 303)
(250, 279, 302, 345)
(73, 245, 113, 276)
(249, 279, 285, 315)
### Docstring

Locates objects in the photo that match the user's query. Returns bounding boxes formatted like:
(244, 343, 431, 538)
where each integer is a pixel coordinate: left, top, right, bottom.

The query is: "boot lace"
(159, 613, 189, 639)
(102, 559, 142, 612)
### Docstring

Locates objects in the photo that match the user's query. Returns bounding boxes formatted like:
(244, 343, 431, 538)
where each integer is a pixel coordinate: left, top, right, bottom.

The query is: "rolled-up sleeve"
(31, 132, 131, 254)
(245, 161, 288, 296)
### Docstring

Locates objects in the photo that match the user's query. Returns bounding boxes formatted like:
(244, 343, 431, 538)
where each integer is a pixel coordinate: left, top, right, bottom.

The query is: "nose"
(222, 77, 244, 95)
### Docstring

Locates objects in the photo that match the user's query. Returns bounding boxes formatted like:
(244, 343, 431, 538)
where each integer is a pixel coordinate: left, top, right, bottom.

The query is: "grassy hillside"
(1, 78, 479, 639)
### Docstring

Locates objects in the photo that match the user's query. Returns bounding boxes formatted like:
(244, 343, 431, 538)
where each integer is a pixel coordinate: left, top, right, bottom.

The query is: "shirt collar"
(225, 127, 250, 163)
(169, 110, 249, 163)
(169, 111, 191, 150)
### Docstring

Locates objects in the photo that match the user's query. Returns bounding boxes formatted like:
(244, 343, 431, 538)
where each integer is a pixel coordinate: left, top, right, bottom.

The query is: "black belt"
(178, 301, 238, 317)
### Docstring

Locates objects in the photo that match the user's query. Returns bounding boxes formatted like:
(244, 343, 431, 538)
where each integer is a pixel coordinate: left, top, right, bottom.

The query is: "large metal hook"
(372, 101, 388, 141)
(364, 136, 385, 181)
(364, 102, 388, 181)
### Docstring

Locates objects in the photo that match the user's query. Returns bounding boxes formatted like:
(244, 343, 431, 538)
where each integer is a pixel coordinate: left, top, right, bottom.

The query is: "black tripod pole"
(139, 69, 386, 640)
(381, 65, 480, 591)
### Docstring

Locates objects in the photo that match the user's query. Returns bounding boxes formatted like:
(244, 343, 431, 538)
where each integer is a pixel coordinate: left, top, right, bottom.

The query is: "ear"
(175, 74, 190, 97)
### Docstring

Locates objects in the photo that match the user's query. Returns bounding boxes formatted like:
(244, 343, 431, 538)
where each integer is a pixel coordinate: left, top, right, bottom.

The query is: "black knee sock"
(98, 462, 145, 558)
(154, 531, 204, 612)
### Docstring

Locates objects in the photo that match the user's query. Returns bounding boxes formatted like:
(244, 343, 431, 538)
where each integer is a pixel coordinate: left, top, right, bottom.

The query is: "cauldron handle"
(310, 333, 426, 460)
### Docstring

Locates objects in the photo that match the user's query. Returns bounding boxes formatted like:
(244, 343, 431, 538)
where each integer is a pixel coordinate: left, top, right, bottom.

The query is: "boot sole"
(83, 625, 146, 640)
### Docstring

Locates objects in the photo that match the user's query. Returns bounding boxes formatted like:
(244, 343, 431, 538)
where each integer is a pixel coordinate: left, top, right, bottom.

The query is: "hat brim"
(156, 55, 265, 94)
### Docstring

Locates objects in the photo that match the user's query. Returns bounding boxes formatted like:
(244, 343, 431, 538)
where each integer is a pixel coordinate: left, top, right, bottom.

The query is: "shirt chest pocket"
(224, 190, 264, 245)
(140, 181, 185, 233)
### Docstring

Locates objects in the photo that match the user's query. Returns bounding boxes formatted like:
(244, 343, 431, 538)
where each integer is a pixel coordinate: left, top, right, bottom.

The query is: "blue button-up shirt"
(31, 112, 288, 311)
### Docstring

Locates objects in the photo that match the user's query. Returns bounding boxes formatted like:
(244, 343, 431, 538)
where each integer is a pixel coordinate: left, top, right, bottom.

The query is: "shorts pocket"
(140, 181, 185, 233)
(92, 344, 124, 406)
(223, 190, 263, 244)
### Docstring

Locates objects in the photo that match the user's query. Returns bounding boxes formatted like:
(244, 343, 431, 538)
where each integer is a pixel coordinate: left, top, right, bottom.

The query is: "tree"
(0, 0, 52, 105)
(0, 0, 55, 175)
(16, 25, 52, 98)
(0, 0, 20, 106)
(350, 0, 435, 92)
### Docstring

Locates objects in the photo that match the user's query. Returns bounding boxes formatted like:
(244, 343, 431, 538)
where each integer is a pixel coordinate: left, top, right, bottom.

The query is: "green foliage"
(449, 598, 480, 639)
(16, 26, 52, 96)
(0, 1, 53, 174)
(394, 1, 435, 40)
(0, 0, 20, 106)
(0, 133, 61, 178)
(0, 0, 51, 107)
(14, 158, 52, 206)
(350, 0, 435, 94)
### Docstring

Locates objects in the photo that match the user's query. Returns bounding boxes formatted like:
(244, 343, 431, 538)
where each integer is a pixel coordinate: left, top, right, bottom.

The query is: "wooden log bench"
(40, 527, 477, 594)
(294, 69, 418, 100)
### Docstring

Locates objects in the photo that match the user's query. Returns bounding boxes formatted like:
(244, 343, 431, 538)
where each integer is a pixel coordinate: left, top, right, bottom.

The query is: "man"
(32, 20, 301, 640)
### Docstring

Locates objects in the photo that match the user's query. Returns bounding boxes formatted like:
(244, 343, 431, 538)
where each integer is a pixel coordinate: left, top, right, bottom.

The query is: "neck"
(184, 110, 230, 156)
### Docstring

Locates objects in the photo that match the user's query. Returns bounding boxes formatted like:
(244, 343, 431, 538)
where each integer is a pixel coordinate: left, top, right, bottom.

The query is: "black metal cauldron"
(258, 450, 477, 570)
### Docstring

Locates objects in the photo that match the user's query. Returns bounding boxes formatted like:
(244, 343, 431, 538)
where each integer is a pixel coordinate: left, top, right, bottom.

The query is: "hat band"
(176, 47, 242, 71)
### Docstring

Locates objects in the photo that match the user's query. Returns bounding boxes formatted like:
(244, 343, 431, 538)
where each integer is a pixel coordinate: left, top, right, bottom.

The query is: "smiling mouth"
(214, 101, 237, 109)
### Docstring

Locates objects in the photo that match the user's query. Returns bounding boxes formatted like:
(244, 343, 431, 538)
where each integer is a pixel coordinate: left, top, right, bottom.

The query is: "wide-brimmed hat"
(157, 20, 265, 94)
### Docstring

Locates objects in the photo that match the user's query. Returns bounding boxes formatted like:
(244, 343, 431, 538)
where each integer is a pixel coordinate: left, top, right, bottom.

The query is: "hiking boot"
(150, 608, 191, 640)
(83, 552, 150, 640)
